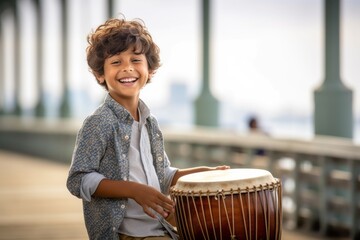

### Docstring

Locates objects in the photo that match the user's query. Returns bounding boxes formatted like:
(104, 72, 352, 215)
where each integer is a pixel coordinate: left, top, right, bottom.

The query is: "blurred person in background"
(248, 115, 268, 136)
(247, 115, 268, 156)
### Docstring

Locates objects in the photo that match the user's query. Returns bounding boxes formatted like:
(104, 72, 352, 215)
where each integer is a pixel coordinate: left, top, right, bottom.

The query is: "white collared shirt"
(118, 106, 164, 237)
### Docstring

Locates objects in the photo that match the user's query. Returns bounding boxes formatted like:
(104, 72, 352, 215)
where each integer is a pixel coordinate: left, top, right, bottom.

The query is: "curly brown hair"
(86, 18, 161, 89)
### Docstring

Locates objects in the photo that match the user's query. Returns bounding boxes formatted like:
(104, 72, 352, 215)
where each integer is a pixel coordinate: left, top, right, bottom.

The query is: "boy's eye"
(132, 59, 141, 62)
(111, 60, 120, 64)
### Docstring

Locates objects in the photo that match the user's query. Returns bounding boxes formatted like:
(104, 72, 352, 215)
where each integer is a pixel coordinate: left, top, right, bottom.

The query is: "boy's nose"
(122, 63, 133, 72)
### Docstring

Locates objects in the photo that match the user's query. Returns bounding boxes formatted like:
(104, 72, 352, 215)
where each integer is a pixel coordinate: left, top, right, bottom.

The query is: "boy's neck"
(123, 103, 139, 121)
(120, 99, 139, 121)
(109, 93, 140, 121)
(130, 108, 139, 122)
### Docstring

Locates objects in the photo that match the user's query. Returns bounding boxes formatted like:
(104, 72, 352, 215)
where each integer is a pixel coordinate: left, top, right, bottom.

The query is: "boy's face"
(98, 47, 153, 105)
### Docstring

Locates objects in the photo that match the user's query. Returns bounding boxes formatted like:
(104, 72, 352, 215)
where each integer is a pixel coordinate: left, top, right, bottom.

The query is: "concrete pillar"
(314, 0, 353, 139)
(33, 0, 45, 117)
(11, 0, 21, 116)
(195, 0, 219, 127)
(59, 0, 71, 118)
(0, 1, 10, 115)
(0, 19, 3, 115)
(107, 0, 114, 18)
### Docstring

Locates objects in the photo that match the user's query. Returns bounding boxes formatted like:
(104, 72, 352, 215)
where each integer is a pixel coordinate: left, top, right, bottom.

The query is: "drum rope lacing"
(218, 189, 234, 239)
(207, 193, 217, 239)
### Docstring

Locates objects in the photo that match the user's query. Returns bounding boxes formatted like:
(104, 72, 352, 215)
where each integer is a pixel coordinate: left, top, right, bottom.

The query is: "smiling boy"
(66, 17, 229, 240)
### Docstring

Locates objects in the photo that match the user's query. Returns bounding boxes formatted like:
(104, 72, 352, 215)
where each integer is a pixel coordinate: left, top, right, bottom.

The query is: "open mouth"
(119, 77, 137, 84)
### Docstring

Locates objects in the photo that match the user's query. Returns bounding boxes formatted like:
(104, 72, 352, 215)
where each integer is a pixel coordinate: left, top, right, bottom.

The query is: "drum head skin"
(173, 168, 276, 193)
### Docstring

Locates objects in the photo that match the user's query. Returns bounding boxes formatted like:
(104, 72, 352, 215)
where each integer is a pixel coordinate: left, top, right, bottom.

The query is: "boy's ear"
(96, 74, 105, 84)
(148, 70, 155, 80)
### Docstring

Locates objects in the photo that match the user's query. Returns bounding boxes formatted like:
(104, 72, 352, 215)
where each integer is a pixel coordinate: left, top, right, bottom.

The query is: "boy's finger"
(143, 206, 156, 219)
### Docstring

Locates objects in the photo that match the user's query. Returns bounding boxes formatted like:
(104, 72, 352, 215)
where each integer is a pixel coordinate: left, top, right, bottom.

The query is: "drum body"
(170, 169, 282, 240)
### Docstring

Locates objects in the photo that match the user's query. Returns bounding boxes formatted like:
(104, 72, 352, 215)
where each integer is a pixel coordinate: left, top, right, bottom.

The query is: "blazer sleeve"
(66, 115, 110, 198)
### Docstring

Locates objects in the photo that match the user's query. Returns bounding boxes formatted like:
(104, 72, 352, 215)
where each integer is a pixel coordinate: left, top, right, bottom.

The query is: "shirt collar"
(138, 100, 150, 126)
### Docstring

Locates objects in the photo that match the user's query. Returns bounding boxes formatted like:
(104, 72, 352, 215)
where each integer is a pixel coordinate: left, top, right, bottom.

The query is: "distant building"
(155, 81, 193, 127)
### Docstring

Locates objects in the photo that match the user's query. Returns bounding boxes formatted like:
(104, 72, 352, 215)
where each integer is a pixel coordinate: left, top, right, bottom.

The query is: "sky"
(1, 0, 360, 137)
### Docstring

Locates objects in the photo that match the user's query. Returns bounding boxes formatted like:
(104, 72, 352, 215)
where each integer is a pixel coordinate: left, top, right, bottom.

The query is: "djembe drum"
(170, 168, 282, 240)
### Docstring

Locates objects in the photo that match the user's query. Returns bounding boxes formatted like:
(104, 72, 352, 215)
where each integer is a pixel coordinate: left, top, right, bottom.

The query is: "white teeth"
(119, 78, 137, 83)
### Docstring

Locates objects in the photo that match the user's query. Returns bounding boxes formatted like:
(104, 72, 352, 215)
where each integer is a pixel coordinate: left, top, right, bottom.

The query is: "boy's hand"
(131, 184, 175, 219)
(212, 165, 230, 170)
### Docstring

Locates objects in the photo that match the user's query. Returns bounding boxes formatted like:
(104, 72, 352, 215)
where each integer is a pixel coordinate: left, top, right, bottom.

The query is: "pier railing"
(0, 117, 359, 239)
